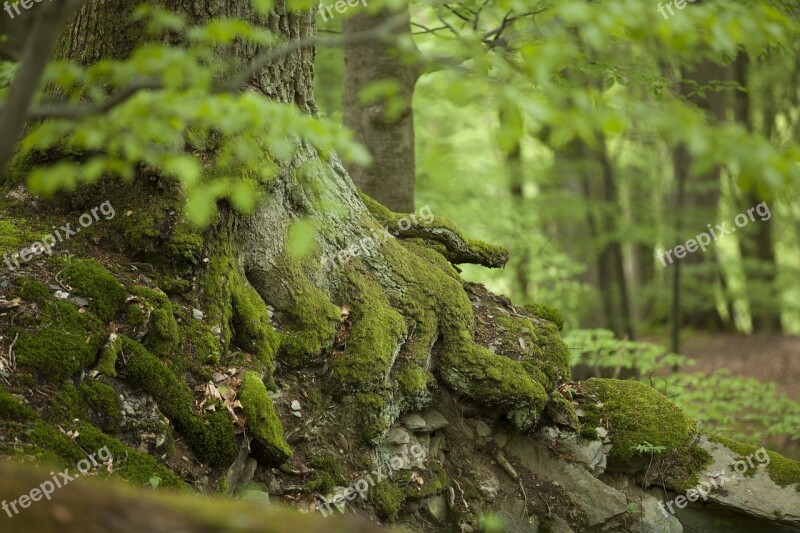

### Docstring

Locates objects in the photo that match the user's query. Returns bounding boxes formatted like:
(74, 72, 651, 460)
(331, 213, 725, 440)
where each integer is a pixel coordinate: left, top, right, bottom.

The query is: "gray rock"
(506, 434, 627, 526)
(386, 427, 410, 445)
(595, 426, 608, 439)
(425, 494, 448, 522)
(420, 409, 449, 432)
(401, 413, 426, 430)
(475, 420, 492, 438)
(290, 400, 301, 411)
(688, 435, 800, 527)
(192, 308, 204, 320)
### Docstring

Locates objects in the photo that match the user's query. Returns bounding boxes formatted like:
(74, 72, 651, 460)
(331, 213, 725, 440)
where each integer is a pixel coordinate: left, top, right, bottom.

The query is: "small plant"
(630, 442, 667, 456)
(146, 475, 162, 490)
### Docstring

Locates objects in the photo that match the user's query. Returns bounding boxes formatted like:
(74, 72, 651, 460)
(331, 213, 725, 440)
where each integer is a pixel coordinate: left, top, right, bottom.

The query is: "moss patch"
(580, 379, 698, 464)
(306, 452, 346, 494)
(709, 435, 800, 490)
(0, 385, 36, 421)
(63, 259, 126, 322)
(370, 480, 406, 521)
(231, 278, 280, 369)
(238, 371, 291, 465)
(128, 285, 180, 358)
(13, 297, 107, 381)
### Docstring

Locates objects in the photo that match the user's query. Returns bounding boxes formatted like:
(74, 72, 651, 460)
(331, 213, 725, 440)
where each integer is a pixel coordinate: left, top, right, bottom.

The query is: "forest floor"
(670, 331, 800, 459)
(679, 331, 800, 400)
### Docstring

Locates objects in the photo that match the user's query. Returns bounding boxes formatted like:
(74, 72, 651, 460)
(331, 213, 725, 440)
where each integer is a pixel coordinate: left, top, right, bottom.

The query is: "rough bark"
(342, 5, 418, 212)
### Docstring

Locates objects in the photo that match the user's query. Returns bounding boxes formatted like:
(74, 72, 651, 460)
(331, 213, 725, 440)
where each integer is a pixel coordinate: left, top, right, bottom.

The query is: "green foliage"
(15, 9, 369, 227)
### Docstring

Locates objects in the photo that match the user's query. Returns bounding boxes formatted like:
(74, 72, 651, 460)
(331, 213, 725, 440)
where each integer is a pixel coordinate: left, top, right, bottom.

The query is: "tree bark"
(342, 5, 419, 212)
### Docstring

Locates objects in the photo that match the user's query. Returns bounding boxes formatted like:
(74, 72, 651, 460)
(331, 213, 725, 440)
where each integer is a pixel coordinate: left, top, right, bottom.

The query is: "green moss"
(332, 273, 407, 393)
(180, 319, 221, 365)
(16, 278, 51, 302)
(80, 381, 123, 433)
(545, 391, 579, 430)
(0, 385, 36, 421)
(709, 435, 800, 490)
(275, 257, 340, 367)
(95, 334, 121, 377)
(231, 278, 280, 369)
(129, 285, 179, 358)
(0, 217, 48, 258)
(306, 452, 346, 494)
(49, 382, 122, 433)
(238, 371, 292, 465)
(524, 303, 565, 331)
(670, 444, 713, 492)
(63, 259, 126, 322)
(27, 421, 184, 489)
(396, 363, 431, 405)
(126, 302, 149, 328)
(404, 463, 450, 498)
(121, 336, 236, 467)
(496, 314, 571, 391)
(580, 379, 698, 464)
(354, 393, 393, 443)
(359, 192, 508, 268)
(370, 480, 406, 521)
(14, 298, 107, 380)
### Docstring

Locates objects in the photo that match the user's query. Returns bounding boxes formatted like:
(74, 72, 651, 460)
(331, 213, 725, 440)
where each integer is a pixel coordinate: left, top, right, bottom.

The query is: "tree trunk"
(342, 6, 419, 212)
(732, 53, 782, 333)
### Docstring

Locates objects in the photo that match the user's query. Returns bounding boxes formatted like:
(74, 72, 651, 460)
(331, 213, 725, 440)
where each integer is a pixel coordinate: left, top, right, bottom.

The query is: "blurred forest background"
(313, 0, 800, 457)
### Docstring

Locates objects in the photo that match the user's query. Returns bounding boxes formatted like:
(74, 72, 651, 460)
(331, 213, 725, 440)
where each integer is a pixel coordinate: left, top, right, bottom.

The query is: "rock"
(290, 400, 301, 411)
(192, 308, 204, 320)
(494, 432, 508, 449)
(475, 420, 492, 438)
(429, 435, 446, 460)
(401, 413, 426, 431)
(386, 427, 410, 445)
(420, 410, 449, 432)
(595, 427, 608, 439)
(685, 435, 800, 527)
(54, 290, 70, 299)
(506, 434, 627, 526)
(535, 428, 607, 475)
(291, 411, 302, 418)
(240, 489, 270, 503)
(425, 494, 448, 522)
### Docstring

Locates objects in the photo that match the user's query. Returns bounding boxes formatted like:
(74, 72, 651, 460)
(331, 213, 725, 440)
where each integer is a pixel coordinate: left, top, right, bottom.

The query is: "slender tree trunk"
(733, 53, 782, 333)
(342, 5, 419, 211)
(671, 60, 731, 337)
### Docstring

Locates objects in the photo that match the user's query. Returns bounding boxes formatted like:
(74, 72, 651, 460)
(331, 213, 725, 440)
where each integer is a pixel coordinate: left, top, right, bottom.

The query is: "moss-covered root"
(440, 341, 548, 432)
(331, 273, 407, 393)
(95, 333, 122, 377)
(0, 460, 385, 533)
(120, 337, 237, 467)
(238, 371, 292, 465)
(127, 285, 180, 358)
(579, 378, 699, 465)
(359, 191, 509, 268)
(231, 278, 280, 370)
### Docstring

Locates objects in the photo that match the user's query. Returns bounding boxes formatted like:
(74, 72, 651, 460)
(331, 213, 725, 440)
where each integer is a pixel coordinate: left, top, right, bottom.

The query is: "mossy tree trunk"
(48, 0, 549, 460)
